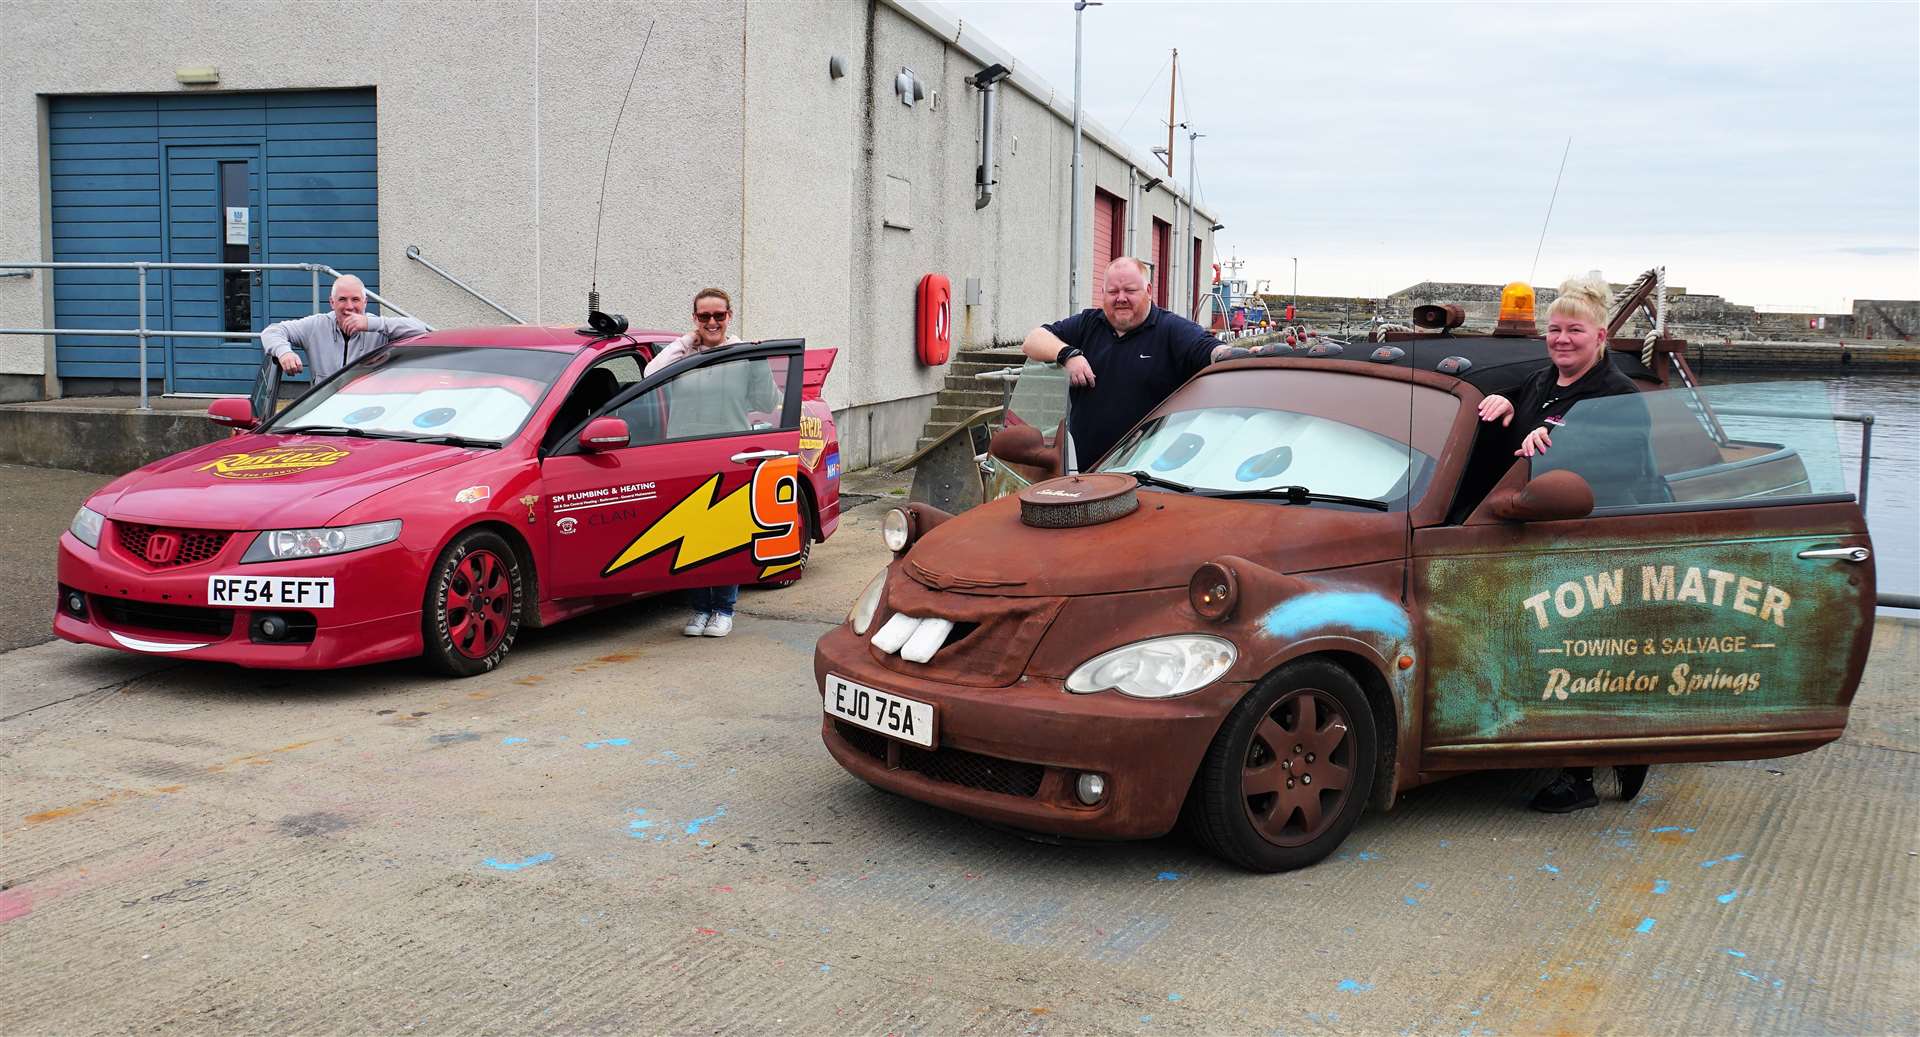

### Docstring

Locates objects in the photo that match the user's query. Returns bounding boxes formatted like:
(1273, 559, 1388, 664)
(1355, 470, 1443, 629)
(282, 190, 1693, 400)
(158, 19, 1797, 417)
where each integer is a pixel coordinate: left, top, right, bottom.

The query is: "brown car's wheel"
(422, 529, 523, 677)
(1191, 659, 1376, 872)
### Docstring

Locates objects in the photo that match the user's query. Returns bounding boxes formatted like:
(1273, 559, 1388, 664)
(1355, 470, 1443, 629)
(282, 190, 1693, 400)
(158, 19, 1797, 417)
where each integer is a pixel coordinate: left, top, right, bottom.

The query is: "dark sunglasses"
(694, 311, 730, 324)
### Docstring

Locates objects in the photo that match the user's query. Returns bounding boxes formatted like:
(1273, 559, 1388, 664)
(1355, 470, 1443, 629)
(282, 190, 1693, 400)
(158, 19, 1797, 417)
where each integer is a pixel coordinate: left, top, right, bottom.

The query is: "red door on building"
(1092, 190, 1118, 301)
(1151, 218, 1171, 308)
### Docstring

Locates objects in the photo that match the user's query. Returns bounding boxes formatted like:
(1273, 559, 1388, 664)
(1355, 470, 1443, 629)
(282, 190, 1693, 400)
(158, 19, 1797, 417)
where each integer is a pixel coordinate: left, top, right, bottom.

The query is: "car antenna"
(579, 17, 657, 337)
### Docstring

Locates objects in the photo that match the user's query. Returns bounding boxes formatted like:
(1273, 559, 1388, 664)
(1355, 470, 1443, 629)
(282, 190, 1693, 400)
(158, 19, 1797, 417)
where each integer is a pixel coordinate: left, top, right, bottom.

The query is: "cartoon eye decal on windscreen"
(344, 405, 386, 424)
(1236, 445, 1295, 482)
(1152, 432, 1206, 471)
(413, 407, 458, 429)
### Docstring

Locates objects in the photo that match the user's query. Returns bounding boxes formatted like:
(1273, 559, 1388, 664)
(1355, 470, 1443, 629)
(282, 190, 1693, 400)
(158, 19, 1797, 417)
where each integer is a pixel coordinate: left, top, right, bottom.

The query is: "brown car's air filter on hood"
(1018, 473, 1139, 528)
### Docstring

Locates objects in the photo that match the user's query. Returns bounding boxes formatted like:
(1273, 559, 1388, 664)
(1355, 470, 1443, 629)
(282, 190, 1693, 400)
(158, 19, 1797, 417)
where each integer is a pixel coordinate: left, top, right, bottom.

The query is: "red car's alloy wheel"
(445, 548, 510, 659)
(1241, 688, 1356, 847)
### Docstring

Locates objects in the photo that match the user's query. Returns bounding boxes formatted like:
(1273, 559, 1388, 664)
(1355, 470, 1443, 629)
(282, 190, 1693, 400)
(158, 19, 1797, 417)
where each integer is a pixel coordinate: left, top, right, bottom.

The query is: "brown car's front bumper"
(813, 623, 1250, 840)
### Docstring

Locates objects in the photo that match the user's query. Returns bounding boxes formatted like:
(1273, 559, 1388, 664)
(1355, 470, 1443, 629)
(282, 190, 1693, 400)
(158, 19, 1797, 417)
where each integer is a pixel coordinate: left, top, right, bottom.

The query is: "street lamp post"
(1185, 127, 1203, 318)
(1292, 256, 1299, 320)
(1068, 0, 1102, 311)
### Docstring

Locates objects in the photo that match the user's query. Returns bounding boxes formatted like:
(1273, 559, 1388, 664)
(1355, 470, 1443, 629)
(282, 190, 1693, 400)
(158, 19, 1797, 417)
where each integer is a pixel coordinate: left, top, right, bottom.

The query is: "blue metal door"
(163, 144, 263, 394)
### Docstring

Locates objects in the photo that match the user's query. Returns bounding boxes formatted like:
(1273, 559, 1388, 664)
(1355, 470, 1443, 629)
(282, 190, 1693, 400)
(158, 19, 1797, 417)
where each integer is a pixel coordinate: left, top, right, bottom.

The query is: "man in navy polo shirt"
(1021, 256, 1236, 466)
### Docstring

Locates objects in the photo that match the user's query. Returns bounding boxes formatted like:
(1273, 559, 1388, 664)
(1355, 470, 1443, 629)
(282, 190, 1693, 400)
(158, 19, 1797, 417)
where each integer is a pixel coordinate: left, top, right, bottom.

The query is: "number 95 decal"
(602, 457, 803, 578)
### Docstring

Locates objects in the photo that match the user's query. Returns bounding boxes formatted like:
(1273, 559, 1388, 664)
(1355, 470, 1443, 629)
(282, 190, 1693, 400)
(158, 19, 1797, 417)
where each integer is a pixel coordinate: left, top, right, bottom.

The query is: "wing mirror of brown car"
(207, 397, 256, 430)
(1488, 468, 1595, 522)
(578, 416, 630, 452)
(989, 423, 1061, 477)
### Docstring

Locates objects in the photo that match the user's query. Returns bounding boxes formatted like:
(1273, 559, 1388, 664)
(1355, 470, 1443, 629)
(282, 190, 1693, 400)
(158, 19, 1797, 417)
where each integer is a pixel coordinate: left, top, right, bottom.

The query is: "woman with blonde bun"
(1477, 273, 1652, 812)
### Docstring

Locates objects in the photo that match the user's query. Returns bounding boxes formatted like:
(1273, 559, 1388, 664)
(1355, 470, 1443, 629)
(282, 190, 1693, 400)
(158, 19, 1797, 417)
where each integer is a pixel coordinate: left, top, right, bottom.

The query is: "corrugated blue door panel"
(51, 96, 162, 381)
(267, 139, 377, 158)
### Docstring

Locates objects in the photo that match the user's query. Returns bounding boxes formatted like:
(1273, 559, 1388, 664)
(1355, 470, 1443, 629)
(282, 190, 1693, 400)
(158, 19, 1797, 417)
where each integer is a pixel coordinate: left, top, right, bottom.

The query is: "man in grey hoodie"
(260, 274, 428, 382)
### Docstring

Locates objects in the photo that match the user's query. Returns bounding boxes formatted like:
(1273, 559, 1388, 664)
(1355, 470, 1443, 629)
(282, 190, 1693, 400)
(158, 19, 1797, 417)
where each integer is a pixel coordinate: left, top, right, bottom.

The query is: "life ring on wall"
(917, 273, 952, 366)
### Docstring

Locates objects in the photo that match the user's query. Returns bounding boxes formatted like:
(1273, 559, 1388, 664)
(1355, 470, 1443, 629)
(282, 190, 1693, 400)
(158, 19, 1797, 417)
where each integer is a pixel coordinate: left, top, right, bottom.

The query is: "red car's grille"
(115, 523, 232, 568)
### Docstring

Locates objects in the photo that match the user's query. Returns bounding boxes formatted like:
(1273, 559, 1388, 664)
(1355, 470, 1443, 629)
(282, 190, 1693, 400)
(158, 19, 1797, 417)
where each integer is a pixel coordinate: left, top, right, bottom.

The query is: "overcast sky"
(940, 0, 1920, 313)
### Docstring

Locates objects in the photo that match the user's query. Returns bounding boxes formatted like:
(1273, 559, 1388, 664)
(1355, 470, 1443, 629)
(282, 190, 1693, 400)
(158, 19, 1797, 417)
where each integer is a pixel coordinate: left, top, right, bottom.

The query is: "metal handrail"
(405, 245, 525, 324)
(0, 260, 427, 410)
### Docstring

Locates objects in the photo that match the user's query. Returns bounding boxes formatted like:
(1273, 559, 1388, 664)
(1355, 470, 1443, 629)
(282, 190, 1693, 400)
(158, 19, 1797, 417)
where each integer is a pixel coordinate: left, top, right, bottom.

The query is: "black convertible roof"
(1291, 333, 1658, 396)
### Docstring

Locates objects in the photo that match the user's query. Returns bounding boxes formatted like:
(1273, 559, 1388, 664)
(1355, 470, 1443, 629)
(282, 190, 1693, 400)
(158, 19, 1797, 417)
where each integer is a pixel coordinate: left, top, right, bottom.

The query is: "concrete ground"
(1, 466, 1915, 1035)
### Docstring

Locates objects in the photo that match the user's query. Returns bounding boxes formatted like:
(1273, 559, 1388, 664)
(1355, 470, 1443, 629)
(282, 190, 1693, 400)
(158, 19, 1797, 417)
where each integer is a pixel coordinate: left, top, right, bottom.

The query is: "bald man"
(260, 275, 429, 382)
(1022, 256, 1238, 466)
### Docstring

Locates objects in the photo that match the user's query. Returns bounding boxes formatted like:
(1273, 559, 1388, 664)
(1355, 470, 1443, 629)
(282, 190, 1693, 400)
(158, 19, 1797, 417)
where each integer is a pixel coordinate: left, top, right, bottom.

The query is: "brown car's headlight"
(1064, 635, 1236, 698)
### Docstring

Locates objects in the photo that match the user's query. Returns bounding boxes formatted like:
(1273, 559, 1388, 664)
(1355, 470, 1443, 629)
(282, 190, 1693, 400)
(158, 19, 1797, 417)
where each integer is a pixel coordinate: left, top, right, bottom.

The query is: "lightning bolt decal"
(603, 474, 758, 576)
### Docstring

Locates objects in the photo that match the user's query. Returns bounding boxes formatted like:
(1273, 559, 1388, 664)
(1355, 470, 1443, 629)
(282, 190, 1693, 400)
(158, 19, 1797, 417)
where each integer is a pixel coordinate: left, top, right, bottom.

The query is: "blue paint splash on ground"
(1261, 591, 1410, 643)
(1652, 879, 1670, 894)
(1650, 825, 1696, 834)
(483, 852, 554, 871)
(684, 806, 728, 835)
(582, 738, 631, 749)
(1404, 896, 1419, 906)
(1540, 863, 1561, 875)
(1156, 871, 1185, 881)
(1167, 993, 1183, 1002)
(1701, 853, 1746, 868)
(1356, 851, 1380, 862)
(501, 736, 528, 746)
(1337, 980, 1375, 993)
(1635, 917, 1657, 933)
(1725, 949, 1747, 958)
(1717, 890, 1741, 904)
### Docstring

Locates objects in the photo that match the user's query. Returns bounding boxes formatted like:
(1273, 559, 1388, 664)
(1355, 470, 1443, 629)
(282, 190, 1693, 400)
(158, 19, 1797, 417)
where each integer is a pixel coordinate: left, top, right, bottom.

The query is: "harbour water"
(1698, 370, 1919, 609)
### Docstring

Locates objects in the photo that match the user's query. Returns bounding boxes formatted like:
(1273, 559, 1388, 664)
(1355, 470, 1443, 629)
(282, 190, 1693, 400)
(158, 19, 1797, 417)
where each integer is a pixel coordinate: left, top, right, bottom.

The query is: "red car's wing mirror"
(578, 416, 630, 452)
(208, 397, 256, 430)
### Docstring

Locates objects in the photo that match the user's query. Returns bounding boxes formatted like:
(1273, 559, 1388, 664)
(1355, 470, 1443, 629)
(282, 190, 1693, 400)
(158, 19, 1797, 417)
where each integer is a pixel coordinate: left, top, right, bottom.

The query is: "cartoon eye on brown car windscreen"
(815, 340, 1876, 872)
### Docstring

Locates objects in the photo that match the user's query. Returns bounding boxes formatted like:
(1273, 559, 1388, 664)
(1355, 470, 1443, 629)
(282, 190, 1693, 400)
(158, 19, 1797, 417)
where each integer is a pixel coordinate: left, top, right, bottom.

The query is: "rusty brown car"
(813, 331, 1878, 871)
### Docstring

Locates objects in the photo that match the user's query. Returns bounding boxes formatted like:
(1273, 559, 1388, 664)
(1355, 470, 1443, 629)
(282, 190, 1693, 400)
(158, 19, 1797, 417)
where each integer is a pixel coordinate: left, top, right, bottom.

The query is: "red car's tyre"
(760, 504, 813, 588)
(422, 529, 524, 677)
(1190, 659, 1377, 872)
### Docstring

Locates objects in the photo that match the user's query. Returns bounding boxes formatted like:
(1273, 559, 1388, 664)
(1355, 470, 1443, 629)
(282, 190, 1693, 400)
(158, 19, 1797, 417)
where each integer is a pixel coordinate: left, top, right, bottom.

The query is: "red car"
(55, 324, 841, 675)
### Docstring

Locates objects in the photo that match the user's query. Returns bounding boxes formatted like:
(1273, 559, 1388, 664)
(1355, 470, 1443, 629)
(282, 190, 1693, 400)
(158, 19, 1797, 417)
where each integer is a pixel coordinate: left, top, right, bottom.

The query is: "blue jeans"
(690, 585, 738, 616)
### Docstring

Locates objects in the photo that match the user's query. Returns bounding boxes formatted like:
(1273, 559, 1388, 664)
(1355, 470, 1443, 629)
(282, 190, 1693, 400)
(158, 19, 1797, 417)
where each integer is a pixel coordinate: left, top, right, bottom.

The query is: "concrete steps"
(911, 347, 1026, 453)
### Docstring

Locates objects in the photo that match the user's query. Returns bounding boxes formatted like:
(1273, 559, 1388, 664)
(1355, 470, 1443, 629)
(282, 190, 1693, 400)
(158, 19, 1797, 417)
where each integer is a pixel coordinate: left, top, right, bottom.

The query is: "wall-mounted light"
(1209, 222, 1225, 232)
(1141, 175, 1163, 191)
(175, 67, 220, 86)
(828, 55, 847, 80)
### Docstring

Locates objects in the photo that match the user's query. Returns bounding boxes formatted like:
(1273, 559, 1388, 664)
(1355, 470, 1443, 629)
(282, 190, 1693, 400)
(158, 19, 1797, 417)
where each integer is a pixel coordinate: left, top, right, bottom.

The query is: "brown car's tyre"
(422, 529, 524, 677)
(1191, 659, 1377, 872)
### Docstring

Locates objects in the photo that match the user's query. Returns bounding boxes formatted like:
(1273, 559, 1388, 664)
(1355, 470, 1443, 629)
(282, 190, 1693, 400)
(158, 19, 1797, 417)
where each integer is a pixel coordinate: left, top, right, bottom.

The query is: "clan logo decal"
(197, 446, 350, 480)
(603, 458, 803, 579)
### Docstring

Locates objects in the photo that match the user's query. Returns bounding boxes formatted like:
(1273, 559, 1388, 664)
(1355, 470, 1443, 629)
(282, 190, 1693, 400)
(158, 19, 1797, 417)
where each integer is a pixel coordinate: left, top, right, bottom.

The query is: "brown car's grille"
(116, 523, 232, 569)
(833, 720, 1044, 798)
(94, 597, 235, 638)
(835, 720, 892, 761)
(900, 744, 1044, 798)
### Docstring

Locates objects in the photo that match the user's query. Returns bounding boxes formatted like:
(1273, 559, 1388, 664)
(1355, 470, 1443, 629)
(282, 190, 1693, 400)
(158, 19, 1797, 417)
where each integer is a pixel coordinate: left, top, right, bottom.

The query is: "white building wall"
(1, 0, 1218, 461)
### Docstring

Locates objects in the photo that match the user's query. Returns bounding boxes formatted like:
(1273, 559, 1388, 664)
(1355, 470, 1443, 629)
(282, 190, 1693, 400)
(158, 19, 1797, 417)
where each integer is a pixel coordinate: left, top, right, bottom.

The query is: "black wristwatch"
(1055, 347, 1084, 368)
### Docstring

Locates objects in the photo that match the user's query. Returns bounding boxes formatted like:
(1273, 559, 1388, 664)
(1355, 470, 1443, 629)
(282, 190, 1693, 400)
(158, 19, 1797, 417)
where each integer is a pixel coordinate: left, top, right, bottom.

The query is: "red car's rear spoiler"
(803, 348, 836, 402)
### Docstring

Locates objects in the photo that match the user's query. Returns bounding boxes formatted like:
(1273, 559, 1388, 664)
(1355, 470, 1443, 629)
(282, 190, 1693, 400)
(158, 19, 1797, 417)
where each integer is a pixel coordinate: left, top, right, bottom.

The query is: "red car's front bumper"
(55, 529, 431, 670)
(813, 623, 1248, 840)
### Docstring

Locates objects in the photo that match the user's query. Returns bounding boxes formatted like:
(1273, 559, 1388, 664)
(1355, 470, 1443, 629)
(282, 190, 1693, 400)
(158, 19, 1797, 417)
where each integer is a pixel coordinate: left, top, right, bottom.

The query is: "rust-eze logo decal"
(197, 446, 350, 480)
(603, 457, 803, 579)
(1524, 564, 1791, 701)
(799, 414, 826, 469)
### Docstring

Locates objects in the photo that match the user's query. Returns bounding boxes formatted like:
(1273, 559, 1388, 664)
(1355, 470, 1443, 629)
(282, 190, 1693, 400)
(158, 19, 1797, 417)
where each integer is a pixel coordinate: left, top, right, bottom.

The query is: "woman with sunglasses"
(647, 288, 749, 638)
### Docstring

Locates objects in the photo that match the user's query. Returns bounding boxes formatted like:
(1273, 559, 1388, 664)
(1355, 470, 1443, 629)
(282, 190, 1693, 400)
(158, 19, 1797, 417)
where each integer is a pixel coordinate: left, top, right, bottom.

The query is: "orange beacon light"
(1494, 281, 1537, 337)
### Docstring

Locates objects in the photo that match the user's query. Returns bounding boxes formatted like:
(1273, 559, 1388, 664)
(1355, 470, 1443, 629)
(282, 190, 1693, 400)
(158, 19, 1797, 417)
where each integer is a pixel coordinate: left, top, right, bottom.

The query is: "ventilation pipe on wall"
(970, 63, 1010, 210)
